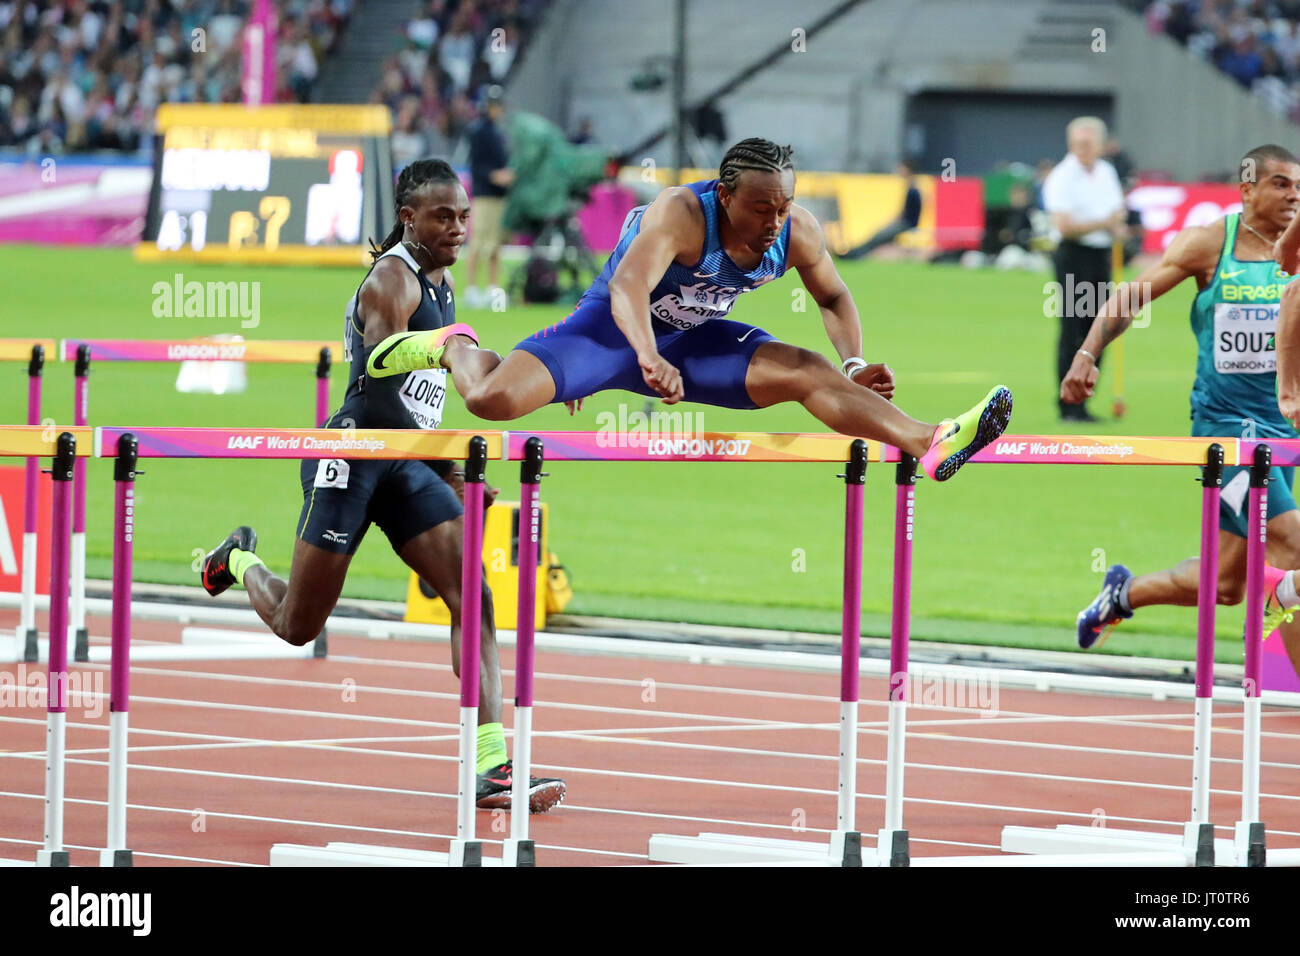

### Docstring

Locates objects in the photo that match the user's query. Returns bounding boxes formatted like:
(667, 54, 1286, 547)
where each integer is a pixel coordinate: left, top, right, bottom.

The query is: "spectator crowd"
(1146, 0, 1300, 121)
(0, 0, 350, 155)
(376, 0, 548, 169)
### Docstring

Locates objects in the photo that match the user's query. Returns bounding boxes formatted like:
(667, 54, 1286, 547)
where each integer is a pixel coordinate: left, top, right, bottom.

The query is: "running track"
(2, 609, 1298, 866)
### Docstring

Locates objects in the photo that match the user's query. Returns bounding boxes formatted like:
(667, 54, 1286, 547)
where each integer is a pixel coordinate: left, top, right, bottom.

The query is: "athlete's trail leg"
(745, 342, 936, 456)
(399, 519, 502, 724)
(243, 539, 350, 646)
(464, 349, 560, 423)
(1126, 532, 1247, 609)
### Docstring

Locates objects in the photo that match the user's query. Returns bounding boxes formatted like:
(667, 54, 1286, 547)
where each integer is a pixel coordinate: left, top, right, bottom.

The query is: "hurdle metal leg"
(99, 436, 137, 867)
(1236, 442, 1270, 867)
(16, 345, 43, 663)
(875, 454, 915, 867)
(36, 432, 75, 867)
(72, 345, 90, 663)
(503, 437, 543, 868)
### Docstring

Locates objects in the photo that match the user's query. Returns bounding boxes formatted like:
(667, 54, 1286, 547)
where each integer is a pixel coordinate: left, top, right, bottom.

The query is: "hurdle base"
(875, 828, 909, 867)
(13, 626, 37, 663)
(312, 628, 328, 659)
(270, 842, 502, 867)
(73, 626, 89, 663)
(648, 831, 863, 866)
(829, 829, 862, 867)
(98, 849, 132, 867)
(1234, 821, 1266, 867)
(1001, 824, 1236, 865)
(501, 838, 535, 868)
(1185, 821, 1215, 867)
(35, 850, 70, 867)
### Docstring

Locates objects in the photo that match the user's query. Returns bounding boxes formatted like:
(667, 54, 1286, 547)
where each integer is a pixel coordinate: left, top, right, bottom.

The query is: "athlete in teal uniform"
(1064, 144, 1300, 671)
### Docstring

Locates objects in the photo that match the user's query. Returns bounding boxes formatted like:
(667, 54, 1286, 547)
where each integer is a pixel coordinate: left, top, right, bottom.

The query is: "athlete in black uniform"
(199, 159, 565, 813)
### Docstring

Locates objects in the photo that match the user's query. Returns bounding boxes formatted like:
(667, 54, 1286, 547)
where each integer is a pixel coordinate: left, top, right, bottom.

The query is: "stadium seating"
(1145, 0, 1300, 122)
(0, 0, 350, 154)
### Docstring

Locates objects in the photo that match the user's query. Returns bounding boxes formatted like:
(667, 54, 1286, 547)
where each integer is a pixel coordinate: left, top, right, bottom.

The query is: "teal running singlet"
(1189, 212, 1296, 435)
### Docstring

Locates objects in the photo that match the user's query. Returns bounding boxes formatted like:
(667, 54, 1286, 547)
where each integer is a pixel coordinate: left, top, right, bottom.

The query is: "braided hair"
(718, 138, 795, 192)
(369, 158, 462, 261)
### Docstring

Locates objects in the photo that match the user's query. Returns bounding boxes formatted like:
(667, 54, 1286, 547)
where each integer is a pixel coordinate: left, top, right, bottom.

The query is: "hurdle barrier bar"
(61, 339, 342, 661)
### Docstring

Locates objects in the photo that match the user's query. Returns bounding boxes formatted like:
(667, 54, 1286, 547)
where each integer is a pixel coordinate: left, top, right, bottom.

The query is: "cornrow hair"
(718, 138, 795, 192)
(369, 158, 462, 261)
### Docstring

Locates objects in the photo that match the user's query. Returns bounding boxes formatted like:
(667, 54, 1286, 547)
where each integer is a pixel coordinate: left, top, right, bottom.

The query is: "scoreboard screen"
(137, 104, 393, 266)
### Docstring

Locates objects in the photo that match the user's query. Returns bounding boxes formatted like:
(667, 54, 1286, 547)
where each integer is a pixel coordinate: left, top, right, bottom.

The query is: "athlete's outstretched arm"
(606, 188, 703, 403)
(1279, 283, 1300, 428)
(788, 206, 894, 399)
(1061, 224, 1220, 404)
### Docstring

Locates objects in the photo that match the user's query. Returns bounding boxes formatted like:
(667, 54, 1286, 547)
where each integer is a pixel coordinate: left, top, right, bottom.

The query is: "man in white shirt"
(1042, 116, 1128, 421)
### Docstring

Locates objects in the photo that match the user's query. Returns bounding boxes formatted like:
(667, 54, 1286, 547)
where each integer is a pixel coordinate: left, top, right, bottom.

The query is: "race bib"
(649, 283, 738, 330)
(314, 458, 350, 489)
(397, 368, 447, 429)
(1214, 303, 1277, 375)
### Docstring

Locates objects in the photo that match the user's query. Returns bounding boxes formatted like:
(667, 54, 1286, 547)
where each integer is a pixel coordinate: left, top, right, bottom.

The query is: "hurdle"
(57, 338, 341, 663)
(969, 437, 1300, 867)
(94, 427, 502, 867)
(0, 340, 56, 663)
(0, 425, 93, 866)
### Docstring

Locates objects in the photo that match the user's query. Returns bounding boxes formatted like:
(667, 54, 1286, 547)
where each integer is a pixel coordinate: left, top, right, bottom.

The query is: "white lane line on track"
(537, 727, 1300, 772)
(0, 790, 635, 862)
(84, 659, 1297, 730)
(0, 836, 257, 867)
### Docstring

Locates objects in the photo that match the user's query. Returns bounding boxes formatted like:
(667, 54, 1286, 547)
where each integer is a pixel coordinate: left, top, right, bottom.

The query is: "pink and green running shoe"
(919, 385, 1014, 482)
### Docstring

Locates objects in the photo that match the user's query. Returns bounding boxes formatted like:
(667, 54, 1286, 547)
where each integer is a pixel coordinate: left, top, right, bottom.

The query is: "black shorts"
(296, 457, 463, 556)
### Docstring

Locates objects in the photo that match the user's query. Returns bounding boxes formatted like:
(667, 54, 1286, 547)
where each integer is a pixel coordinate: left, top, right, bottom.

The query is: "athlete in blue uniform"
(197, 159, 564, 812)
(1069, 144, 1300, 676)
(452, 138, 1012, 481)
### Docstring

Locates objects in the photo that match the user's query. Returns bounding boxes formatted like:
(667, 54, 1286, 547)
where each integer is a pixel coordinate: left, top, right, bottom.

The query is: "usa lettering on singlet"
(590, 179, 791, 329)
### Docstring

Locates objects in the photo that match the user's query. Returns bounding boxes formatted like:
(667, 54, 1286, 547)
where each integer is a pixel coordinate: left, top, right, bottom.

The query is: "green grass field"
(0, 245, 1248, 662)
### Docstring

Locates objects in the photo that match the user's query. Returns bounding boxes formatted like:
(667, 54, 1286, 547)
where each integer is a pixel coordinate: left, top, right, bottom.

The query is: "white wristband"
(842, 357, 869, 378)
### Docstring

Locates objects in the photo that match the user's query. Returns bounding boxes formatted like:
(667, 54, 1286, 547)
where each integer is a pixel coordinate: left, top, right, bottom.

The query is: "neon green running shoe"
(919, 385, 1013, 482)
(1263, 600, 1297, 638)
(367, 322, 478, 378)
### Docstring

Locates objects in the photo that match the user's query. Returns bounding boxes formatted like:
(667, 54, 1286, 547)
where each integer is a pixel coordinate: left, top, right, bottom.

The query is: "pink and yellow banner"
(507, 431, 888, 463)
(971, 435, 1238, 467)
(62, 339, 343, 364)
(0, 339, 58, 362)
(98, 427, 502, 460)
(1244, 439, 1300, 467)
(0, 426, 94, 457)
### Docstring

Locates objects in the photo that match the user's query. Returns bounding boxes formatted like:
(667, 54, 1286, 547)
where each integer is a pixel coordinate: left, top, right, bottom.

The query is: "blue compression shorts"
(515, 295, 774, 408)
